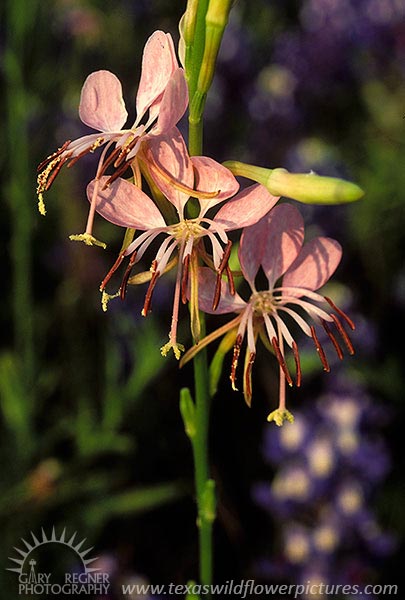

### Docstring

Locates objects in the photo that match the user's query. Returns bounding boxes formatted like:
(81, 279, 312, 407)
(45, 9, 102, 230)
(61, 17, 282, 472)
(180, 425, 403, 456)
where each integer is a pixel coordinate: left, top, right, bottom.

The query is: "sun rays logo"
(7, 527, 110, 596)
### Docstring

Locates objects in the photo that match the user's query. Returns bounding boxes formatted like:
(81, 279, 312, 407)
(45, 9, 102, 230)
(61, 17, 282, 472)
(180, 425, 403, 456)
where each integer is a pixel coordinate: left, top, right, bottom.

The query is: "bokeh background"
(1, 0, 404, 597)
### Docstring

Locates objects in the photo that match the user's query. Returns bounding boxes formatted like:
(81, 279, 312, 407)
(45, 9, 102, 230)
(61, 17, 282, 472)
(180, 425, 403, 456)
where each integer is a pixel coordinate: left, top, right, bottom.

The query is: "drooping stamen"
(141, 260, 160, 316)
(37, 140, 72, 172)
(104, 160, 132, 188)
(291, 341, 302, 387)
(330, 314, 355, 355)
(321, 319, 344, 360)
(271, 337, 293, 386)
(310, 325, 330, 372)
(324, 296, 355, 330)
(146, 150, 220, 200)
(218, 240, 232, 273)
(100, 252, 126, 291)
(181, 254, 190, 304)
(114, 136, 140, 168)
(226, 264, 235, 296)
(230, 334, 243, 391)
(243, 351, 256, 407)
(212, 240, 233, 311)
(67, 137, 105, 168)
(120, 252, 138, 301)
(212, 274, 222, 312)
(44, 154, 72, 191)
(97, 145, 123, 177)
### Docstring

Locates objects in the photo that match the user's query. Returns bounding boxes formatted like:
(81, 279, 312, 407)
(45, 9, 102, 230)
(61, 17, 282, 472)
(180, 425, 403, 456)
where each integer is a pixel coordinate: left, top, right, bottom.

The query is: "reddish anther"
(330, 314, 355, 355)
(244, 351, 256, 405)
(230, 334, 243, 389)
(271, 337, 293, 386)
(100, 252, 126, 291)
(321, 319, 344, 360)
(37, 140, 71, 172)
(120, 252, 138, 300)
(141, 260, 160, 316)
(45, 155, 71, 190)
(212, 273, 222, 311)
(310, 326, 330, 372)
(67, 139, 105, 169)
(225, 264, 235, 296)
(292, 341, 302, 387)
(181, 254, 190, 304)
(104, 160, 132, 188)
(324, 296, 355, 330)
(98, 145, 123, 177)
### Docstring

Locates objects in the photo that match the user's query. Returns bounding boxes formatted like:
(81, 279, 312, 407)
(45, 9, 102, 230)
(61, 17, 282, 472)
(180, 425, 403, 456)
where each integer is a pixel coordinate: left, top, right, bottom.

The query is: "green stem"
(183, 0, 233, 587)
(187, 4, 214, 587)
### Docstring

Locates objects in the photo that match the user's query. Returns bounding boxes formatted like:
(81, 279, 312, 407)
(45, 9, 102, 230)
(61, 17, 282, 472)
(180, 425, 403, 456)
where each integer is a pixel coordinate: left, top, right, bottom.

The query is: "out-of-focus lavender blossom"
(252, 374, 396, 589)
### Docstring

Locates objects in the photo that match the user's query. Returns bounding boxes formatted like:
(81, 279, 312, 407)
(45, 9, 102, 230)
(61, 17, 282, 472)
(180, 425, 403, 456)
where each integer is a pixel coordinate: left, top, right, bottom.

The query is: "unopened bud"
(223, 161, 364, 205)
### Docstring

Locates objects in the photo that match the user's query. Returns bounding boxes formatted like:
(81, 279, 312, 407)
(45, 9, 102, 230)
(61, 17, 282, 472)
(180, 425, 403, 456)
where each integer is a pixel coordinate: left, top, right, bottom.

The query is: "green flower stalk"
(186, 0, 233, 154)
(223, 161, 365, 205)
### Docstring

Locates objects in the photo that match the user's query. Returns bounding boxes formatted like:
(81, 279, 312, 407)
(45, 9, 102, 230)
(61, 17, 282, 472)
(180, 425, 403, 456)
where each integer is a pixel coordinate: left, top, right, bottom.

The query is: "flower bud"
(223, 161, 364, 205)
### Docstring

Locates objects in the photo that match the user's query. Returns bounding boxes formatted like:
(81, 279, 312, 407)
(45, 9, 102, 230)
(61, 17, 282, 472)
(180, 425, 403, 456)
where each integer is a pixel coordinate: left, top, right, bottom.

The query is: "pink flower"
(183, 204, 355, 423)
(92, 130, 279, 359)
(36, 30, 188, 247)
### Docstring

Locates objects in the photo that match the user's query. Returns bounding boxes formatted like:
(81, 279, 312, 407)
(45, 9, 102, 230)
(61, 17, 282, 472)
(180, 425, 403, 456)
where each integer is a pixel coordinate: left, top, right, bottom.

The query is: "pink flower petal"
(87, 177, 166, 230)
(282, 237, 342, 292)
(214, 184, 279, 231)
(153, 69, 189, 134)
(145, 127, 194, 216)
(136, 31, 178, 121)
(197, 268, 246, 314)
(261, 204, 305, 287)
(239, 216, 270, 286)
(79, 71, 128, 132)
(191, 157, 240, 214)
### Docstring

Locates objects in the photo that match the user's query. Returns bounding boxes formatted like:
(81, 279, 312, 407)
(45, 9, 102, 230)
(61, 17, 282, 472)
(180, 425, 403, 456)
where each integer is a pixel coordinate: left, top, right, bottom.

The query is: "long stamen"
(292, 341, 302, 387)
(120, 252, 138, 300)
(321, 318, 344, 360)
(310, 325, 330, 372)
(146, 150, 220, 200)
(230, 334, 243, 391)
(330, 314, 355, 355)
(271, 337, 293, 386)
(181, 254, 190, 304)
(142, 260, 160, 316)
(324, 296, 355, 330)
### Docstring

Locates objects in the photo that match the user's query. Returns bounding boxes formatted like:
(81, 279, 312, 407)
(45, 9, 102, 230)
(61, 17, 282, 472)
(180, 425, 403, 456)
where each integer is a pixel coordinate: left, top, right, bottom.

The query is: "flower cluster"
(37, 29, 360, 422)
(253, 376, 395, 594)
